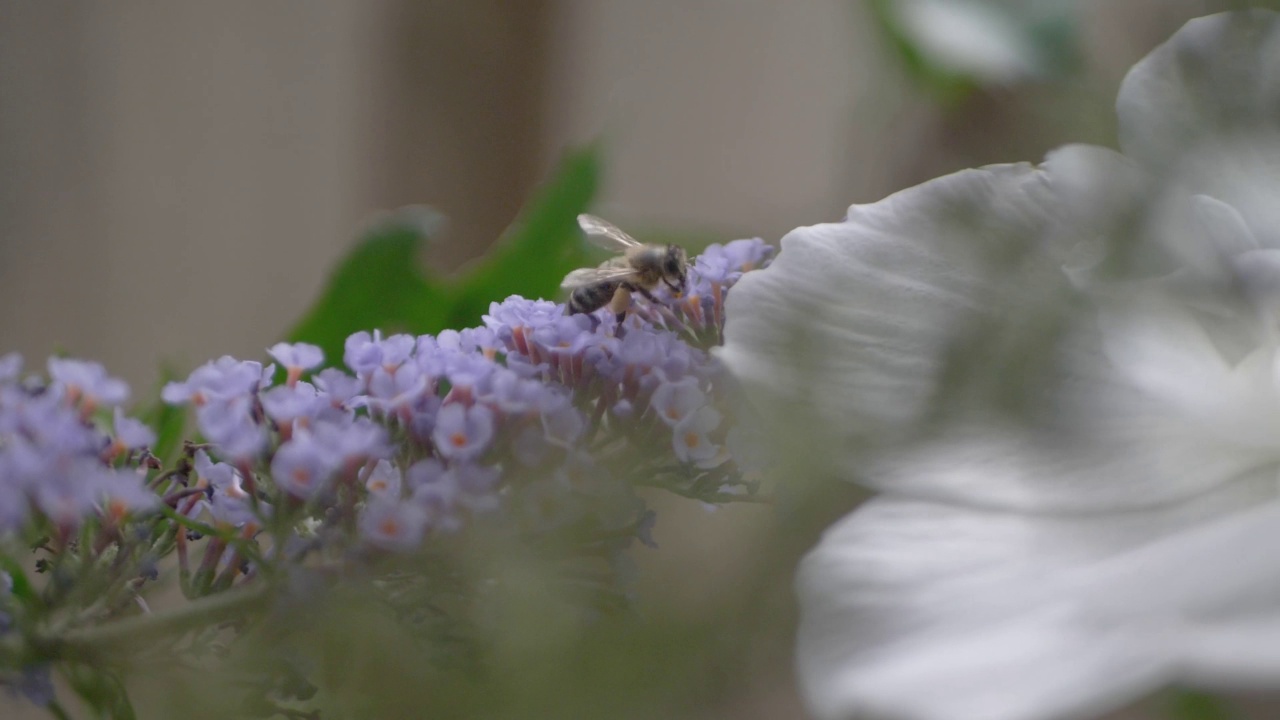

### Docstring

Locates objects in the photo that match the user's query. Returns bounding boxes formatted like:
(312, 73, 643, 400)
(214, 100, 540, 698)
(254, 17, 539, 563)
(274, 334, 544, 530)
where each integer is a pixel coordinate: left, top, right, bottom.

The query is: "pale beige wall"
(0, 1, 548, 394)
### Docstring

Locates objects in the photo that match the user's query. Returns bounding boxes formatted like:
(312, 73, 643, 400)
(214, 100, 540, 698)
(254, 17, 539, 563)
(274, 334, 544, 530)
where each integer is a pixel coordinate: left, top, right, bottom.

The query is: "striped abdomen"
(568, 280, 622, 315)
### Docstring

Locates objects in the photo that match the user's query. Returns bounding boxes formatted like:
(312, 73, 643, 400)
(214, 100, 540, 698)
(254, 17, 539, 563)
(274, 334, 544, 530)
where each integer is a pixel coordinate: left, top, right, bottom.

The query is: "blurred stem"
(41, 581, 269, 661)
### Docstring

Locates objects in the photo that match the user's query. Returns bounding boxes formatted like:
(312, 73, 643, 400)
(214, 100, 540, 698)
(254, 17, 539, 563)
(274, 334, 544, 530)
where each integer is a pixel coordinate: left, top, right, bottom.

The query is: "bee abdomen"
(568, 281, 621, 315)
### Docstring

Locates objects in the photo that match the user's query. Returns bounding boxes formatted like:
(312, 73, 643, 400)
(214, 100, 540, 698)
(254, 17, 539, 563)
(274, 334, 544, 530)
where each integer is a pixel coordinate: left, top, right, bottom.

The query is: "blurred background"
(0, 0, 1231, 394)
(0, 2, 1265, 718)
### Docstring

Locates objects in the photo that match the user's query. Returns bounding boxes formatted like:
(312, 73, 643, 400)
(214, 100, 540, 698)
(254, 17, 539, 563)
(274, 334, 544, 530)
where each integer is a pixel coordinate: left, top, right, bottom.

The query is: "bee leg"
(633, 285, 660, 304)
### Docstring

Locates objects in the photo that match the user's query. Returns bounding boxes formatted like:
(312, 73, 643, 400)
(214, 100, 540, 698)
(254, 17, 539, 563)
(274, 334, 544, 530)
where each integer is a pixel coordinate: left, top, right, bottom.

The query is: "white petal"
(797, 472, 1280, 720)
(802, 606, 1169, 720)
(1117, 10, 1280, 171)
(720, 162, 1062, 460)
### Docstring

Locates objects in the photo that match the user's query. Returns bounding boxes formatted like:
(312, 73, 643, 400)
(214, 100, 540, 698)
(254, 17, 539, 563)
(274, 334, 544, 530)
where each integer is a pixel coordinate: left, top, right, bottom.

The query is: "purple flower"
(0, 354, 22, 383)
(47, 358, 129, 409)
(437, 327, 502, 357)
(649, 378, 706, 427)
(267, 342, 324, 383)
(193, 450, 257, 527)
(540, 399, 586, 448)
(163, 356, 266, 406)
(344, 331, 385, 376)
(109, 407, 156, 458)
(482, 369, 550, 414)
(449, 463, 501, 513)
(270, 431, 339, 500)
(262, 382, 320, 425)
(359, 498, 428, 552)
(98, 470, 160, 523)
(365, 364, 429, 413)
(483, 296, 563, 335)
(196, 396, 266, 461)
(432, 403, 495, 461)
(672, 406, 724, 467)
(364, 459, 402, 498)
(30, 460, 109, 527)
(511, 423, 551, 466)
(313, 368, 362, 407)
(344, 331, 415, 377)
(311, 416, 390, 468)
(405, 458, 446, 491)
(439, 352, 497, 393)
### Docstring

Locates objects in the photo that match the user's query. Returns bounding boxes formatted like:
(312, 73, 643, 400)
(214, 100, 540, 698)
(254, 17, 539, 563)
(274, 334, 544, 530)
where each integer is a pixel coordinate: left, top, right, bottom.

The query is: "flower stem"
(42, 581, 270, 661)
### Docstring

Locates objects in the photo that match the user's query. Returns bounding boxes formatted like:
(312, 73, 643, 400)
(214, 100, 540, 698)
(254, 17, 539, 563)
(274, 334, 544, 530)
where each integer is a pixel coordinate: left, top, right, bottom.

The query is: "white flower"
(720, 10, 1280, 720)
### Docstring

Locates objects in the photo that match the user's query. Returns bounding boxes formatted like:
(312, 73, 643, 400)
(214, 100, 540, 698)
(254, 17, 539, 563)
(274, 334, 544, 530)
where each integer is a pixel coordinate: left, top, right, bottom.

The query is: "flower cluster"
(0, 236, 773, 717)
(150, 238, 774, 566)
(0, 354, 158, 535)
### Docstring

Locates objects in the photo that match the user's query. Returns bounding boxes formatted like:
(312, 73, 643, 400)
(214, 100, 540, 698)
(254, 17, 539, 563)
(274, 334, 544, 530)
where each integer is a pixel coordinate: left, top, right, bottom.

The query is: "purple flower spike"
(432, 403, 495, 461)
(672, 406, 724, 467)
(649, 378, 707, 427)
(47, 358, 129, 409)
(359, 499, 428, 552)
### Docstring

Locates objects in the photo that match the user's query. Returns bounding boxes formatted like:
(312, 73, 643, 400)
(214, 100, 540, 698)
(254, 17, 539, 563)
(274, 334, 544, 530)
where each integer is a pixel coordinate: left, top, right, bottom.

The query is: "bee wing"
(560, 265, 638, 290)
(577, 214, 641, 250)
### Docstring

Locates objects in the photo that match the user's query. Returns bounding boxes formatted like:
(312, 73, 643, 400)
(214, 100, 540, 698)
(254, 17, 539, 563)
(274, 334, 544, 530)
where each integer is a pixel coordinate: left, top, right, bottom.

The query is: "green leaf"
(285, 146, 601, 363)
(1165, 689, 1236, 720)
(869, 0, 1081, 103)
(443, 144, 601, 329)
(137, 366, 186, 465)
(287, 207, 450, 366)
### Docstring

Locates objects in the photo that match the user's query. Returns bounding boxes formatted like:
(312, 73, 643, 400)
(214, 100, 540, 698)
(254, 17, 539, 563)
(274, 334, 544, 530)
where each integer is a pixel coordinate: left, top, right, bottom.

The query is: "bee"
(561, 214, 688, 321)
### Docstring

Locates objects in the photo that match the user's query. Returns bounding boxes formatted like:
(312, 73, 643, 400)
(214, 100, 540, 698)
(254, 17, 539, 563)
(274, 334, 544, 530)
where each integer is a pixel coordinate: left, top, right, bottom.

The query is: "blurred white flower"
(721, 10, 1280, 720)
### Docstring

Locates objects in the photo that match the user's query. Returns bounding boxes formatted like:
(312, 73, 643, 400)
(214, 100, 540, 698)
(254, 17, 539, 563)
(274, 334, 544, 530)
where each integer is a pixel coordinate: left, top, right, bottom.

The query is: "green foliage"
(1165, 689, 1238, 720)
(136, 367, 187, 465)
(287, 146, 600, 363)
(868, 0, 1081, 104)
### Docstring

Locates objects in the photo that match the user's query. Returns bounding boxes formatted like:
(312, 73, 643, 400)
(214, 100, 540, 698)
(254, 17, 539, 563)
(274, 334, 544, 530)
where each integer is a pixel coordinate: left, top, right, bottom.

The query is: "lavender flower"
(47, 358, 129, 411)
(271, 431, 339, 500)
(432, 403, 495, 461)
(112, 407, 156, 451)
(359, 498, 428, 552)
(267, 342, 324, 385)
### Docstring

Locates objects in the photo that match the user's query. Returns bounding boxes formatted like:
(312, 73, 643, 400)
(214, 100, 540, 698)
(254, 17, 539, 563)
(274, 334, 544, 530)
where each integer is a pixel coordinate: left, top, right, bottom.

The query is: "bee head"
(662, 245, 688, 295)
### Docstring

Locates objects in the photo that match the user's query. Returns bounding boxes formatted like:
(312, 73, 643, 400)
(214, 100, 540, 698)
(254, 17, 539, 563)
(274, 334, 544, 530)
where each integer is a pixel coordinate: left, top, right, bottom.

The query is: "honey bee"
(562, 214, 688, 321)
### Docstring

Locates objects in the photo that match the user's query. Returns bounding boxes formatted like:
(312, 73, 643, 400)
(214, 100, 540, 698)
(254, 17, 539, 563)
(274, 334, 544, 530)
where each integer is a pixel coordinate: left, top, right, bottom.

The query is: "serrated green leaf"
(287, 207, 450, 365)
(443, 145, 600, 329)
